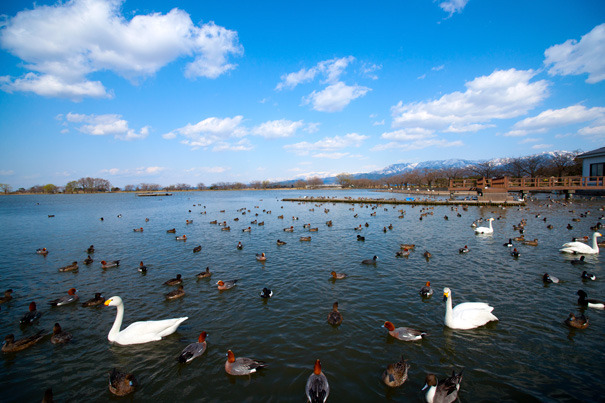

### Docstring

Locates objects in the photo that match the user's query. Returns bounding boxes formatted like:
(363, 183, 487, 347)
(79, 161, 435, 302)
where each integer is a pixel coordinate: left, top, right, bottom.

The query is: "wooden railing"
(449, 176, 605, 191)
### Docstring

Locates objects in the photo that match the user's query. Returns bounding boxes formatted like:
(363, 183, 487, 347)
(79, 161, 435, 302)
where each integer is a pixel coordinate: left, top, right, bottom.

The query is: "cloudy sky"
(1, 0, 604, 188)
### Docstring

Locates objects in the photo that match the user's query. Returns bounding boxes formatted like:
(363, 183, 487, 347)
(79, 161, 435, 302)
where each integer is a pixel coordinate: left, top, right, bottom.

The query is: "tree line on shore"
(0, 152, 583, 194)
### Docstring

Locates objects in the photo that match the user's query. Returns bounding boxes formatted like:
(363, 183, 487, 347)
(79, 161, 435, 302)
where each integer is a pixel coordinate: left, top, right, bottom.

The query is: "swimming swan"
(474, 218, 494, 235)
(443, 287, 498, 329)
(104, 296, 188, 345)
(560, 232, 601, 254)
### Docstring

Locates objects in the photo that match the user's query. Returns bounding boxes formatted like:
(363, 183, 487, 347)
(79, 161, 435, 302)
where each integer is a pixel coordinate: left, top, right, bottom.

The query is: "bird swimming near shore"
(543, 273, 559, 284)
(196, 267, 212, 279)
(109, 368, 138, 396)
(138, 261, 147, 273)
(256, 252, 266, 261)
(327, 302, 343, 326)
(164, 274, 182, 286)
(458, 245, 469, 254)
(225, 350, 267, 376)
(362, 255, 378, 265)
(84, 255, 93, 265)
(82, 293, 105, 307)
(382, 321, 426, 341)
(306, 359, 329, 403)
(177, 332, 207, 363)
(217, 279, 238, 290)
(0, 289, 13, 304)
(20, 302, 41, 324)
(276, 239, 287, 245)
(571, 256, 586, 265)
(420, 281, 433, 298)
(2, 330, 46, 353)
(442, 287, 497, 329)
(104, 296, 188, 345)
(36, 247, 49, 256)
(581, 271, 596, 281)
(560, 232, 601, 254)
(58, 261, 78, 272)
(51, 323, 72, 344)
(165, 285, 185, 300)
(330, 271, 347, 280)
(260, 288, 273, 299)
(101, 260, 120, 269)
(382, 356, 410, 388)
(422, 370, 463, 403)
(565, 313, 589, 329)
(193, 245, 202, 253)
(511, 248, 521, 258)
(87, 245, 95, 254)
(474, 218, 494, 235)
(577, 290, 604, 309)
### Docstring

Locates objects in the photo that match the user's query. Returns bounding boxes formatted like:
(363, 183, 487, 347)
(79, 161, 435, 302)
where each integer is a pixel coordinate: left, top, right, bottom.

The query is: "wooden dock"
(449, 176, 605, 193)
(282, 197, 524, 206)
(136, 192, 173, 197)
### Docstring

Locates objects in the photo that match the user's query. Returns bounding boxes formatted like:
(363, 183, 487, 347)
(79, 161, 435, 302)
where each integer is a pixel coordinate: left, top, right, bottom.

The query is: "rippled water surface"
(1, 190, 605, 402)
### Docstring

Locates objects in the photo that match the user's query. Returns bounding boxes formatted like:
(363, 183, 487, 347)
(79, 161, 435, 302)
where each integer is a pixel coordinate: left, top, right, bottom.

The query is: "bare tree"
(306, 177, 324, 187)
(0, 183, 12, 194)
(124, 184, 136, 192)
(469, 161, 502, 178)
(546, 151, 575, 177)
(336, 173, 353, 188)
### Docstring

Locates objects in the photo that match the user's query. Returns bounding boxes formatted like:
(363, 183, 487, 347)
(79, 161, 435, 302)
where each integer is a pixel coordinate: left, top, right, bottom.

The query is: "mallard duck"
(306, 359, 329, 403)
(82, 293, 105, 307)
(327, 302, 343, 326)
(196, 267, 212, 279)
(165, 285, 185, 300)
(177, 332, 207, 363)
(164, 274, 182, 286)
(2, 330, 46, 353)
(51, 323, 72, 344)
(225, 350, 267, 376)
(109, 368, 138, 396)
(382, 356, 410, 388)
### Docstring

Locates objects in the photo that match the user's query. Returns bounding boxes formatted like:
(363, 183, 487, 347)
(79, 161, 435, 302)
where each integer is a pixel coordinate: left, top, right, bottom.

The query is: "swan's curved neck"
(591, 234, 599, 252)
(445, 295, 453, 323)
(488, 220, 493, 230)
(108, 302, 124, 341)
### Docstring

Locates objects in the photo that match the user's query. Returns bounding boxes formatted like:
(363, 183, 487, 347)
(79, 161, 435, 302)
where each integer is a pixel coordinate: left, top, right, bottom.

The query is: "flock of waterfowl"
(2, 194, 605, 401)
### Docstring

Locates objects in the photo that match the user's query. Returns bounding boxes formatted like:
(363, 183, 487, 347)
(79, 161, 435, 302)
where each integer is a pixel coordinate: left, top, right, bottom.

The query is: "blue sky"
(1, 0, 604, 188)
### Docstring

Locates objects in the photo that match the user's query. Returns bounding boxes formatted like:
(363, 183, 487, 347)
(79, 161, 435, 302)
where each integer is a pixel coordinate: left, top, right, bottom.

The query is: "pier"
(282, 197, 524, 206)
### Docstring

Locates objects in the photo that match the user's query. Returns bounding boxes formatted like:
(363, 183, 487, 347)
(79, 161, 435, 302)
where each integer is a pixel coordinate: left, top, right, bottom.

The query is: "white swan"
(474, 218, 494, 235)
(560, 232, 601, 254)
(104, 296, 188, 345)
(443, 287, 498, 329)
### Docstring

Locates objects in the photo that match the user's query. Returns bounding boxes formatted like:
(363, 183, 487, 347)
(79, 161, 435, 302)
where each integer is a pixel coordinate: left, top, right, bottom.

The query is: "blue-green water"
(0, 190, 604, 402)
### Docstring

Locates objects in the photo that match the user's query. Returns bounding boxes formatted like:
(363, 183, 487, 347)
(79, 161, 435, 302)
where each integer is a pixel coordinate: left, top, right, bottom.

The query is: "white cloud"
(531, 144, 553, 150)
(519, 138, 540, 144)
(371, 138, 463, 151)
(578, 125, 605, 138)
(432, 65, 445, 72)
(212, 139, 253, 152)
(544, 23, 605, 84)
(0, 170, 15, 176)
(509, 105, 605, 135)
(276, 56, 355, 91)
(304, 81, 370, 112)
(391, 68, 549, 132)
(284, 133, 368, 155)
(0, 0, 242, 100)
(60, 112, 148, 140)
(312, 152, 349, 159)
(373, 120, 385, 126)
(252, 119, 304, 138)
(185, 166, 228, 174)
(361, 62, 382, 80)
(101, 166, 165, 176)
(165, 116, 248, 150)
(439, 0, 469, 16)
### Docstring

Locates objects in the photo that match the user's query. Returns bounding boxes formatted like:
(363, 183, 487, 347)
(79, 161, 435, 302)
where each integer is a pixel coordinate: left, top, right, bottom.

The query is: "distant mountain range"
(289, 151, 576, 185)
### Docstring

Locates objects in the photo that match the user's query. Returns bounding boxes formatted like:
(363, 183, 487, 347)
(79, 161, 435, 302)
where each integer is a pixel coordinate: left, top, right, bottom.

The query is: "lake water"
(1, 190, 604, 402)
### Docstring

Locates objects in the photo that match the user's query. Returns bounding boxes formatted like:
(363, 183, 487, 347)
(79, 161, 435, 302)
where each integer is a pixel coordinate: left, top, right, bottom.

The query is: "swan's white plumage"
(443, 287, 498, 330)
(474, 218, 494, 235)
(560, 232, 601, 254)
(105, 296, 187, 345)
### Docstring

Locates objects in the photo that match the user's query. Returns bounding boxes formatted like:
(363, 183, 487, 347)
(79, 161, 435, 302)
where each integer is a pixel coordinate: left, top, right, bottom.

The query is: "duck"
(357, 235, 365, 241)
(165, 285, 185, 300)
(306, 359, 329, 403)
(474, 217, 494, 235)
(242, 227, 252, 232)
(138, 261, 147, 273)
(577, 290, 605, 309)
(49, 288, 78, 306)
(36, 247, 49, 256)
(237, 241, 244, 249)
(84, 255, 93, 265)
(217, 279, 238, 290)
(327, 302, 343, 326)
(564, 313, 589, 329)
(20, 302, 42, 324)
(400, 243, 415, 250)
(283, 226, 294, 232)
(382, 321, 426, 341)
(2, 330, 46, 353)
(362, 255, 378, 265)
(0, 289, 13, 304)
(571, 256, 586, 265)
(87, 245, 95, 254)
(164, 274, 182, 286)
(300, 236, 312, 241)
(420, 281, 433, 298)
(309, 227, 319, 232)
(511, 248, 521, 258)
(382, 356, 410, 388)
(260, 288, 273, 299)
(396, 249, 410, 257)
(133, 227, 143, 232)
(256, 252, 266, 261)
(560, 232, 601, 254)
(331, 271, 347, 280)
(458, 245, 470, 254)
(442, 287, 498, 329)
(522, 239, 538, 246)
(196, 267, 212, 279)
(543, 273, 560, 284)
(276, 239, 287, 245)
(82, 293, 105, 307)
(176, 235, 187, 241)
(177, 331, 208, 363)
(422, 370, 464, 403)
(423, 251, 432, 260)
(193, 245, 202, 253)
(225, 350, 267, 376)
(101, 260, 120, 269)
(51, 323, 72, 344)
(58, 261, 78, 272)
(104, 296, 188, 345)
(166, 228, 176, 233)
(513, 234, 525, 242)
(108, 368, 138, 396)
(581, 271, 596, 281)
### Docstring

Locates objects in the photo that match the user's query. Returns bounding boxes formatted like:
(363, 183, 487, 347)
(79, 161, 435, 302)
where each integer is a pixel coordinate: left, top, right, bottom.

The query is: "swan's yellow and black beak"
(104, 299, 112, 306)
(443, 291, 449, 302)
